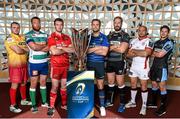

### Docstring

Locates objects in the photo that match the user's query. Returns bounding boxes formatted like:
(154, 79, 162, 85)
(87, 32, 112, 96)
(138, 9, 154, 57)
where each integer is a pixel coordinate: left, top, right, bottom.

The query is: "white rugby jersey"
(130, 37, 153, 69)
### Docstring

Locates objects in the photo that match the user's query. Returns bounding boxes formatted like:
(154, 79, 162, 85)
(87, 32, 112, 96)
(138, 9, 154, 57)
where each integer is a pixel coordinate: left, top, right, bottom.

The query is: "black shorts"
(149, 67, 168, 82)
(87, 61, 105, 79)
(106, 61, 126, 75)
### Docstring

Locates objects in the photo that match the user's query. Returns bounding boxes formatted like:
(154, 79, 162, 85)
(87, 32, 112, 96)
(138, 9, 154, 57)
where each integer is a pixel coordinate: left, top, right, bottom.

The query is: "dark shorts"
(106, 61, 126, 75)
(150, 67, 168, 82)
(28, 62, 49, 77)
(87, 61, 105, 79)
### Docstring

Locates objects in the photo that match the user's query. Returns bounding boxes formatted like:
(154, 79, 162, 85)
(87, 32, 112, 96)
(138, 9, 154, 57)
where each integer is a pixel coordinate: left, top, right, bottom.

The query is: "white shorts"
(129, 65, 149, 80)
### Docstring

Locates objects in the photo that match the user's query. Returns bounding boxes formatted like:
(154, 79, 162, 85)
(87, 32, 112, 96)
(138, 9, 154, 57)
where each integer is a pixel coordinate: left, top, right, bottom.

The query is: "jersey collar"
(138, 36, 148, 41)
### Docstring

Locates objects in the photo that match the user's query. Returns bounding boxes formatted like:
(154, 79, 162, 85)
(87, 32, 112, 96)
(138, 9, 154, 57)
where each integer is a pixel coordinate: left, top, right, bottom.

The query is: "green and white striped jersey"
(26, 30, 48, 64)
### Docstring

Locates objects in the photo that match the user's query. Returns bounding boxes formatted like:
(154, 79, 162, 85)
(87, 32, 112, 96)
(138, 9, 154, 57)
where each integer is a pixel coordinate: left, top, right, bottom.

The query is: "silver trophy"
(71, 28, 91, 71)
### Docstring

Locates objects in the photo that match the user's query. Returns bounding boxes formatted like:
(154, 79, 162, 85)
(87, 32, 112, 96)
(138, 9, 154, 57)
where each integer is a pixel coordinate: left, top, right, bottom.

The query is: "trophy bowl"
(70, 28, 91, 71)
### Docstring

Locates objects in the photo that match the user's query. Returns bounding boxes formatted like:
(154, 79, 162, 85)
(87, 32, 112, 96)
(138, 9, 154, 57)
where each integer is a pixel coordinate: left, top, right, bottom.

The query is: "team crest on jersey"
(142, 41, 146, 46)
(100, 37, 103, 43)
(54, 37, 59, 41)
(63, 36, 68, 40)
(108, 31, 113, 39)
(7, 37, 13, 42)
(118, 36, 121, 40)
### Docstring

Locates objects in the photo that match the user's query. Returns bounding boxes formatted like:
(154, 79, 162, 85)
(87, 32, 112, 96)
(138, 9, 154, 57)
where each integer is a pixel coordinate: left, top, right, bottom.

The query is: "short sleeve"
(129, 39, 135, 49)
(4, 37, 16, 48)
(64, 35, 72, 47)
(102, 35, 110, 47)
(48, 36, 56, 48)
(25, 34, 35, 44)
(162, 41, 173, 53)
(145, 39, 154, 49)
(107, 31, 112, 42)
(122, 33, 130, 44)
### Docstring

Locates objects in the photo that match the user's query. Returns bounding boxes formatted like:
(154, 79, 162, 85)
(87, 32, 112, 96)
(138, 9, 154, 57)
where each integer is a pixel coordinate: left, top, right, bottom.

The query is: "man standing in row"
(5, 22, 31, 113)
(148, 25, 174, 116)
(26, 17, 49, 113)
(47, 18, 74, 117)
(126, 26, 153, 115)
(87, 19, 109, 116)
(106, 16, 130, 113)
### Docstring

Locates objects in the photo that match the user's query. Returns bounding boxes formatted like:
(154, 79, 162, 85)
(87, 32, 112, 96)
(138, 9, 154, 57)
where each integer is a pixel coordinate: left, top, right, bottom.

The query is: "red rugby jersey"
(48, 32, 71, 67)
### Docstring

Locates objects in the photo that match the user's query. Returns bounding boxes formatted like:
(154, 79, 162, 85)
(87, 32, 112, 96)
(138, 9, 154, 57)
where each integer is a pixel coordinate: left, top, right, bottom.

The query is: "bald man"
(125, 26, 153, 116)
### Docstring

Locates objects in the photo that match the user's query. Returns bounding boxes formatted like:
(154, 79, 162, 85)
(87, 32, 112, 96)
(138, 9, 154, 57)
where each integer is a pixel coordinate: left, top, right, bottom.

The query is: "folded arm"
(131, 48, 152, 57)
(10, 45, 28, 54)
(110, 42, 129, 53)
(49, 45, 65, 55)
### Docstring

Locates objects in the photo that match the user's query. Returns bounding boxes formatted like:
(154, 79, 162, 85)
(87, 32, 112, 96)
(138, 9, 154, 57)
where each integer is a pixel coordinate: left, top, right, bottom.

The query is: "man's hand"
(110, 45, 118, 51)
(130, 48, 152, 57)
(110, 42, 129, 53)
(19, 45, 29, 52)
(87, 46, 98, 54)
(127, 49, 136, 58)
(28, 42, 46, 51)
(93, 46, 109, 56)
(61, 46, 75, 53)
(41, 46, 49, 52)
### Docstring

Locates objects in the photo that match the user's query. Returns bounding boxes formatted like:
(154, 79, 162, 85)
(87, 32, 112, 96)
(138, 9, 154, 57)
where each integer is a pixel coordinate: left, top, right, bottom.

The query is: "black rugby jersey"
(152, 38, 174, 68)
(107, 30, 130, 62)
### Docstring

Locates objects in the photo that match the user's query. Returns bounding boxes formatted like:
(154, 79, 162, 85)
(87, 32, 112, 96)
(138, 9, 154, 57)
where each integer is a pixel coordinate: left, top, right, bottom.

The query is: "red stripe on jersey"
(144, 57, 148, 69)
(138, 36, 148, 40)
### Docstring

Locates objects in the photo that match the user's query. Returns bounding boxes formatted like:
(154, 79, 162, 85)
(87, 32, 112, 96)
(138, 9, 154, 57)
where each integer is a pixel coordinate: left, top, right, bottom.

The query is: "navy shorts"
(87, 61, 105, 79)
(150, 67, 168, 82)
(28, 62, 49, 77)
